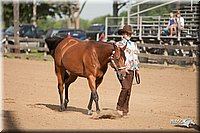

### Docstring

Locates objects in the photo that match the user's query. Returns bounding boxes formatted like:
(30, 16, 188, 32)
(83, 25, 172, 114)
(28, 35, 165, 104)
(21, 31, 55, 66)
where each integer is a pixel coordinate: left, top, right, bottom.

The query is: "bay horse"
(45, 36, 127, 115)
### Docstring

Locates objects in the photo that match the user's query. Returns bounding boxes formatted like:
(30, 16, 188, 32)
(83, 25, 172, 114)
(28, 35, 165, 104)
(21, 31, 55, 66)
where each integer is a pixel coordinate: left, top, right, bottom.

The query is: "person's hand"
(125, 69, 129, 74)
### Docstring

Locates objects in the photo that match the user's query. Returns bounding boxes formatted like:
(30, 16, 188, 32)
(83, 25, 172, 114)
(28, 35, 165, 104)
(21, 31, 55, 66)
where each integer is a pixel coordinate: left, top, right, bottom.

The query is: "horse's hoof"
(64, 100, 68, 109)
(59, 105, 65, 112)
(96, 110, 100, 114)
(87, 110, 93, 115)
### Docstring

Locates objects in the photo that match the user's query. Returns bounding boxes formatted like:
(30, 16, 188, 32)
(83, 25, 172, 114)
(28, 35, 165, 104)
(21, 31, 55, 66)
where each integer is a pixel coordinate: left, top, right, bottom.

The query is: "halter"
(110, 51, 126, 71)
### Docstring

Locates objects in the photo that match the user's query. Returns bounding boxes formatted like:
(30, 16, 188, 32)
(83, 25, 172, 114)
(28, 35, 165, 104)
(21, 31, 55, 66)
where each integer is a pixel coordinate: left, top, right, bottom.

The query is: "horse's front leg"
(87, 77, 103, 115)
(87, 92, 93, 115)
(87, 75, 100, 114)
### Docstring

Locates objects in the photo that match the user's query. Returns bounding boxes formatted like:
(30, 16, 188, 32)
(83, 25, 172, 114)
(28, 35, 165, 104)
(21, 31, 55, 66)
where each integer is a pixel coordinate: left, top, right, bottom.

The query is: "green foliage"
(2, 2, 14, 28)
(2, 1, 75, 29)
(37, 18, 67, 31)
(119, 11, 127, 17)
(80, 19, 91, 30)
(37, 18, 91, 31)
(90, 14, 111, 25)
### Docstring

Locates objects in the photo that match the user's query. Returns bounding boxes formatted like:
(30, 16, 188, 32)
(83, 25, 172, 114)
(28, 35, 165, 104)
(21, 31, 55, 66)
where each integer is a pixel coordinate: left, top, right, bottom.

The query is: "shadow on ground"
(2, 110, 20, 132)
(35, 103, 88, 115)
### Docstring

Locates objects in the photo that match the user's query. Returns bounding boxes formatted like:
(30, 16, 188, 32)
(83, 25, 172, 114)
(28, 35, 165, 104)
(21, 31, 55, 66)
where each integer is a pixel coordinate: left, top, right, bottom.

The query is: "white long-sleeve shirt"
(116, 38, 139, 70)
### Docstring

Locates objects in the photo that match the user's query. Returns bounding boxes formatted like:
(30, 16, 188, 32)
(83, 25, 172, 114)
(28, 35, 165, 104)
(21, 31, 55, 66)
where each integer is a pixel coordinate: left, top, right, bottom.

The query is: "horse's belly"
(62, 51, 85, 77)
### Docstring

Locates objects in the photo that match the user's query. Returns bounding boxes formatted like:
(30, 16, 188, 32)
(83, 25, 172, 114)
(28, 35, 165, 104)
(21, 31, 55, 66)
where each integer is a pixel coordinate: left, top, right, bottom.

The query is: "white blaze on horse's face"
(110, 47, 127, 80)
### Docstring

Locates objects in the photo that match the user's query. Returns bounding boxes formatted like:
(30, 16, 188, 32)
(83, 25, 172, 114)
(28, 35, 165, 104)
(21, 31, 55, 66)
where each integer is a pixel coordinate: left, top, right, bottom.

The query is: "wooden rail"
(137, 42, 198, 69)
(137, 43, 198, 51)
(2, 36, 198, 70)
(3, 44, 48, 51)
(4, 36, 45, 43)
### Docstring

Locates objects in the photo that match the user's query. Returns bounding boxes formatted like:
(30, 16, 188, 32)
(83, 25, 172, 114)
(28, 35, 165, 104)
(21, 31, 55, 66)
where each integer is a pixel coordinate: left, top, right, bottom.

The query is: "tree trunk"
(113, 1, 118, 17)
(113, 1, 119, 25)
(33, 0, 37, 27)
(13, 0, 20, 53)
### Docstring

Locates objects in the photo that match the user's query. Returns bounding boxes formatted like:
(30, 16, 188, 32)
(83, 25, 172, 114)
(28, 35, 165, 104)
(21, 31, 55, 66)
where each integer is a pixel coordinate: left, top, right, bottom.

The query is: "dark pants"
(116, 70, 134, 113)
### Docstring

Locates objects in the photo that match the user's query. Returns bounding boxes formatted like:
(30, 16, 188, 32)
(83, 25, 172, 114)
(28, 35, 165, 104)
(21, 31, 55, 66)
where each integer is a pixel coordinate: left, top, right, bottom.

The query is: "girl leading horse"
(45, 37, 127, 115)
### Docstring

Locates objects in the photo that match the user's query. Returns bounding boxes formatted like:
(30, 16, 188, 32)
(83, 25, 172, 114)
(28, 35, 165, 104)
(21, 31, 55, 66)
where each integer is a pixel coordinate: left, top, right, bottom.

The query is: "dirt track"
(3, 58, 199, 131)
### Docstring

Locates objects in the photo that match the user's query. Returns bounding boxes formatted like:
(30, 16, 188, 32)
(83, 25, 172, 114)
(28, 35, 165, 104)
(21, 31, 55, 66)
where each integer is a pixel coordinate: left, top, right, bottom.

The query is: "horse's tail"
(45, 36, 65, 56)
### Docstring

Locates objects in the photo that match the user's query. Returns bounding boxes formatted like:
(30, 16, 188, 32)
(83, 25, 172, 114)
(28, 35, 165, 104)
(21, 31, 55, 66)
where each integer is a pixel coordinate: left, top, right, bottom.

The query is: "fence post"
(179, 41, 185, 57)
(4, 37, 8, 53)
(164, 43, 168, 66)
(139, 16, 142, 40)
(96, 33, 99, 41)
(44, 43, 47, 56)
(25, 37, 29, 55)
(105, 17, 108, 42)
(177, 27, 181, 41)
(157, 16, 161, 40)
(122, 17, 124, 26)
(192, 49, 196, 71)
(137, 4, 140, 30)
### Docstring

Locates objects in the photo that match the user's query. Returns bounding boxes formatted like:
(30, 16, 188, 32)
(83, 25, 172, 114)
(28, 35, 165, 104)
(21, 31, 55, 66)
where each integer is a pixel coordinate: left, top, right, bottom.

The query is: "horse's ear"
(113, 44, 118, 50)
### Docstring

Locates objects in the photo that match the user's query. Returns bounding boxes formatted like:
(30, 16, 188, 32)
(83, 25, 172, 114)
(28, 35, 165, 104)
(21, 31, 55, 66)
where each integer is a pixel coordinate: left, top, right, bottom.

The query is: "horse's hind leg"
(56, 66, 66, 111)
(64, 75, 77, 110)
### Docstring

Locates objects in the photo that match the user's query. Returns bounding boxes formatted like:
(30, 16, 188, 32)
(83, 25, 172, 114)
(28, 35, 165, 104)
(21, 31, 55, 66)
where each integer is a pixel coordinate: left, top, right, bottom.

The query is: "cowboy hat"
(118, 24, 133, 35)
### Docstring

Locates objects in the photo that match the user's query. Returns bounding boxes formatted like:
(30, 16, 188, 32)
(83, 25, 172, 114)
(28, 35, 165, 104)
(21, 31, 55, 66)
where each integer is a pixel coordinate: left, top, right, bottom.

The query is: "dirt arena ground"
(2, 58, 199, 132)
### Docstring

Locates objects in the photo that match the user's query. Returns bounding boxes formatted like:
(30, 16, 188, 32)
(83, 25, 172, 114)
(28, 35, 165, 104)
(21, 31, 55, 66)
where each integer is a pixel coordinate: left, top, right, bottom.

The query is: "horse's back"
(52, 38, 113, 77)
(67, 41, 113, 77)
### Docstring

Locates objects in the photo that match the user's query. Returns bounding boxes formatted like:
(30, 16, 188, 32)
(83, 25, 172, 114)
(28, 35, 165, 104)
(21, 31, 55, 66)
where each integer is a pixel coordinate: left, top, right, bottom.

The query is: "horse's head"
(110, 44, 127, 80)
(45, 36, 64, 56)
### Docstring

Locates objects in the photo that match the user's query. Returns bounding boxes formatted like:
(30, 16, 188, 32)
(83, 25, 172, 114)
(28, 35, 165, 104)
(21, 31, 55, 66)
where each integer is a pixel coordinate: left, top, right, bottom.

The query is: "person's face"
(170, 13, 173, 17)
(122, 32, 131, 40)
(177, 13, 180, 17)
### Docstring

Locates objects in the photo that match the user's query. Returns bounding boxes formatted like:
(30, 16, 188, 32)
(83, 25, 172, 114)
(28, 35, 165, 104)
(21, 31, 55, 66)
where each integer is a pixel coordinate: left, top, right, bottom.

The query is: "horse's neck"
(96, 44, 113, 66)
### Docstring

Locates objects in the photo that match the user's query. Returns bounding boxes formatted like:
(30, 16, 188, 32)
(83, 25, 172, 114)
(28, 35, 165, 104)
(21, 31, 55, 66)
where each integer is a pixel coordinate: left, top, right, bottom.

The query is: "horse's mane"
(45, 36, 65, 51)
(92, 41, 126, 61)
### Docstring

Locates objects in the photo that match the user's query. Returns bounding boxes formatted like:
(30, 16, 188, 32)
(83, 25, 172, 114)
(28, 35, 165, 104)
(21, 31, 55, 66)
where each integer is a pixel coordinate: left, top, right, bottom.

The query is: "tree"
(2, 1, 64, 28)
(57, 1, 79, 28)
(57, 0, 87, 29)
(2, 3, 14, 28)
(112, 0, 127, 25)
(113, 0, 127, 17)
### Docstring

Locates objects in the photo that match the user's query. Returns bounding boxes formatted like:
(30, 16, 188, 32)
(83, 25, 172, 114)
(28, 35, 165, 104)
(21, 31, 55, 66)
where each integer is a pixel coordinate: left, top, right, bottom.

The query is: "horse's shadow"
(35, 103, 88, 115)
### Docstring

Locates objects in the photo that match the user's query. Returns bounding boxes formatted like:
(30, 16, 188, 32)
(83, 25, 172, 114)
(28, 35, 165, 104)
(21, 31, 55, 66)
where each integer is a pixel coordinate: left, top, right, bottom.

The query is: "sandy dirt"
(2, 58, 199, 131)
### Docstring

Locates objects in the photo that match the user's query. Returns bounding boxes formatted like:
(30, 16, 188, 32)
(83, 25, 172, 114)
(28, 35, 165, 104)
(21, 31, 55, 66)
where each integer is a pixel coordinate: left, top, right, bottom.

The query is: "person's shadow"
(174, 124, 200, 131)
(35, 103, 88, 115)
